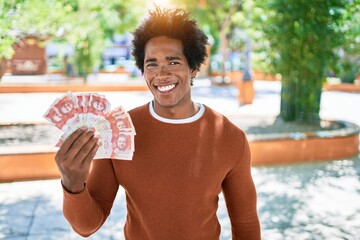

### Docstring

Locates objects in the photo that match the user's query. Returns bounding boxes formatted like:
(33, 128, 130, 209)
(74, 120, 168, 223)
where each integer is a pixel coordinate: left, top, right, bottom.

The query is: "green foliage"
(171, 0, 248, 79)
(74, 37, 93, 77)
(0, 0, 145, 77)
(172, 0, 244, 54)
(12, 0, 70, 37)
(61, 0, 105, 76)
(336, 0, 360, 83)
(57, 0, 145, 77)
(254, 0, 349, 122)
(338, 58, 358, 83)
(0, 0, 20, 59)
(0, 35, 15, 60)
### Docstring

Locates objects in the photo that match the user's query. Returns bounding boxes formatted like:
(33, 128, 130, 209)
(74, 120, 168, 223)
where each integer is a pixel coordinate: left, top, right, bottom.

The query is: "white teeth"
(157, 84, 176, 92)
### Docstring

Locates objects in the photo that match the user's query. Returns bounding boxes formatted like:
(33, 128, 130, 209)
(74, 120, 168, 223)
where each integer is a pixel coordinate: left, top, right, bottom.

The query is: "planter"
(0, 83, 149, 93)
(250, 134, 359, 166)
(215, 70, 280, 85)
(227, 71, 242, 84)
(248, 120, 360, 166)
(323, 83, 360, 93)
(252, 70, 280, 81)
(99, 67, 127, 74)
(0, 120, 358, 182)
(0, 147, 59, 182)
(237, 80, 255, 105)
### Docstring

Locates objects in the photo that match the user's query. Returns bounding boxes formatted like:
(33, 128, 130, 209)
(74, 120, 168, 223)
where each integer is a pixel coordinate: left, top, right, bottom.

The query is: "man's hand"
(55, 126, 100, 193)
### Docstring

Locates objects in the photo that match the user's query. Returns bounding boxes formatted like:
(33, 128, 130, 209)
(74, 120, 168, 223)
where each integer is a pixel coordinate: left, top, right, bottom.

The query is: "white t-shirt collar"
(149, 101, 205, 124)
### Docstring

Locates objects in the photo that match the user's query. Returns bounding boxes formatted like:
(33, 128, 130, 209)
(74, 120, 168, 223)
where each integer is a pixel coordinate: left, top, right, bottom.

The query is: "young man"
(55, 7, 261, 239)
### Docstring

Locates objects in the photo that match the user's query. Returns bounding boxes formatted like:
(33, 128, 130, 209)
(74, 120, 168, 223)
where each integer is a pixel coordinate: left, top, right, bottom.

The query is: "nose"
(156, 64, 171, 78)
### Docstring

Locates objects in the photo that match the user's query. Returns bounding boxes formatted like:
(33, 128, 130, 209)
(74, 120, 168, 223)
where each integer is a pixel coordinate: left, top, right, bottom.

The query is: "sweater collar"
(149, 101, 205, 124)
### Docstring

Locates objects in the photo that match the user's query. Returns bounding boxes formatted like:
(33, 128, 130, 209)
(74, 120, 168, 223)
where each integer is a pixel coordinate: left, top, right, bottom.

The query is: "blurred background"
(0, 0, 360, 239)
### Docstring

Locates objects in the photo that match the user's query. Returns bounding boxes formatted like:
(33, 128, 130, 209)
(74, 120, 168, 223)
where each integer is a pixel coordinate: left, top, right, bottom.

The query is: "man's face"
(51, 111, 62, 122)
(61, 102, 73, 114)
(116, 120, 126, 129)
(117, 136, 127, 150)
(93, 101, 105, 111)
(143, 36, 196, 117)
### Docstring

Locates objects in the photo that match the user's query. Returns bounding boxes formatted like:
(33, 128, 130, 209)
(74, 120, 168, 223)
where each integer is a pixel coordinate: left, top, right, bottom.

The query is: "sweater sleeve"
(62, 159, 119, 237)
(222, 137, 261, 240)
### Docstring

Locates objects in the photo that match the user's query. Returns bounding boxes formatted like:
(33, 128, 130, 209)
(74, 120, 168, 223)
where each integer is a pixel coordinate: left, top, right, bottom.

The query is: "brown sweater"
(62, 103, 261, 239)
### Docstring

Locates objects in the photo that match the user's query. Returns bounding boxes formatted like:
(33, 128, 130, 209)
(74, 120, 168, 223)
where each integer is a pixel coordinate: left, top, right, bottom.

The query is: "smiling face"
(51, 110, 62, 122)
(116, 119, 126, 129)
(93, 100, 105, 111)
(143, 36, 197, 119)
(117, 135, 127, 150)
(60, 102, 73, 114)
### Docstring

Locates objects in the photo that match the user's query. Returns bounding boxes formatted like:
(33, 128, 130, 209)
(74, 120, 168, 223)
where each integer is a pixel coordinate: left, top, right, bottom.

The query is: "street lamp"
(242, 35, 252, 81)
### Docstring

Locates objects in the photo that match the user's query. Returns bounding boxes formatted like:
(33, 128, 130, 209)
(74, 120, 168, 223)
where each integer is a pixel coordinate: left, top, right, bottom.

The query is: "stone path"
(1, 77, 360, 239)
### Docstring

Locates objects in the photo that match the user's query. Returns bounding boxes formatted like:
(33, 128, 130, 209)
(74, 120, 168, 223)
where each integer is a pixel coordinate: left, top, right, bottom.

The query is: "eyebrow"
(166, 56, 182, 61)
(145, 56, 182, 63)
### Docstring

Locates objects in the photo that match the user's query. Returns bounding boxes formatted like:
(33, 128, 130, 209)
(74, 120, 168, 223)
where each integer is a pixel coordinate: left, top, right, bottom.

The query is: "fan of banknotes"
(43, 91, 135, 160)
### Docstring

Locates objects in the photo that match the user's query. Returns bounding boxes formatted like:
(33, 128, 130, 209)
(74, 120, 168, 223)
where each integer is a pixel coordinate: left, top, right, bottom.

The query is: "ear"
(191, 69, 198, 79)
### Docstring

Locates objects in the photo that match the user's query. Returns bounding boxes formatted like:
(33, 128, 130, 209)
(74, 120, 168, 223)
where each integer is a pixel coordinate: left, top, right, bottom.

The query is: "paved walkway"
(1, 75, 360, 239)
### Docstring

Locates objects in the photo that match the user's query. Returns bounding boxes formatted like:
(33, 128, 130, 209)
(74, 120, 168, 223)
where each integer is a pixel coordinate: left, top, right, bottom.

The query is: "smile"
(156, 83, 176, 93)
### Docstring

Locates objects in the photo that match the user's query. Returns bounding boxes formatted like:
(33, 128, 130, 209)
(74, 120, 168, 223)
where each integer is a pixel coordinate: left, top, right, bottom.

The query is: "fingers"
(81, 139, 100, 169)
(74, 132, 100, 165)
(55, 126, 99, 165)
(58, 126, 88, 156)
(65, 127, 98, 162)
(54, 127, 100, 193)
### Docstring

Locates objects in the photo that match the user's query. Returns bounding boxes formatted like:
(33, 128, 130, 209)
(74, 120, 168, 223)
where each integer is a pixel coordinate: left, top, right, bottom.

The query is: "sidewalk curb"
(0, 83, 149, 93)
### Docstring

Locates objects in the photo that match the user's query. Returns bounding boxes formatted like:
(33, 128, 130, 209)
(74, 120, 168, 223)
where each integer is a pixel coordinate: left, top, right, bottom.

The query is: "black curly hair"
(132, 7, 208, 74)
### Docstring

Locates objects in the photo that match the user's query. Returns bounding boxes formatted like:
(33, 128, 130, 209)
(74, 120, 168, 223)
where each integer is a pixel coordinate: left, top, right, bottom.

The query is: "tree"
(0, 0, 146, 79)
(10, 0, 69, 38)
(0, 0, 68, 79)
(254, 0, 349, 122)
(172, 0, 244, 81)
(62, 0, 146, 77)
(336, 0, 360, 83)
(0, 0, 18, 60)
(0, 0, 22, 79)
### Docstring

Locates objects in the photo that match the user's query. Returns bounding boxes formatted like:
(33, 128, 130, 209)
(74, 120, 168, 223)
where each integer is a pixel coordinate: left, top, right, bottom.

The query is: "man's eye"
(146, 63, 157, 68)
(170, 61, 180, 65)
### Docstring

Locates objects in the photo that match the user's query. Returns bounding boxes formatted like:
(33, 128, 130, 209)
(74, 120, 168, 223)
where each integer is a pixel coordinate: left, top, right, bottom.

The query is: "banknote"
(44, 91, 135, 160)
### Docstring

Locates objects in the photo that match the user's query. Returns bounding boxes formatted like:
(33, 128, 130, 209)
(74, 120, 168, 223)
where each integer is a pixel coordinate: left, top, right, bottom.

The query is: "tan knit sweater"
(62, 103, 261, 239)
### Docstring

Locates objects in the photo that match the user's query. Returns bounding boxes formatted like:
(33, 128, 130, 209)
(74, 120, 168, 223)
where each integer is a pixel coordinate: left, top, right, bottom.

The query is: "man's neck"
(153, 101, 199, 120)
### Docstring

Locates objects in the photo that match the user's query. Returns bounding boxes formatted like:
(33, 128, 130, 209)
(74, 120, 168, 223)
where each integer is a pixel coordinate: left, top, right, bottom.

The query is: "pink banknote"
(43, 92, 81, 133)
(44, 91, 135, 160)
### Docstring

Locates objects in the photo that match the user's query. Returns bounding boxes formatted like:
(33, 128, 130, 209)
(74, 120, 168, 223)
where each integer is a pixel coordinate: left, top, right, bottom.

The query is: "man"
(115, 134, 128, 151)
(55, 7, 261, 239)
(108, 133, 132, 160)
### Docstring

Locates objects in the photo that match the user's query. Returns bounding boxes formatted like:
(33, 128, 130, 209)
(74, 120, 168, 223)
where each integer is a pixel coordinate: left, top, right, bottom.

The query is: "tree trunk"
(280, 74, 323, 123)
(218, 19, 231, 84)
(0, 58, 7, 81)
